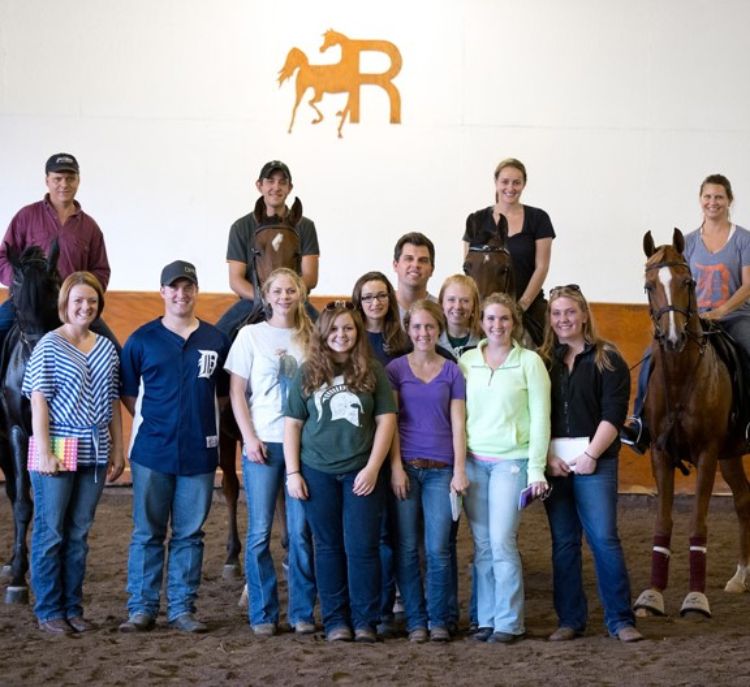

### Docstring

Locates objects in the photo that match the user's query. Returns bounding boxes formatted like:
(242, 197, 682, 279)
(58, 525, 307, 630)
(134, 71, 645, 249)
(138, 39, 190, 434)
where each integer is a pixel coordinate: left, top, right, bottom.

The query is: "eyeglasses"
(360, 292, 389, 304)
(549, 284, 581, 297)
(324, 300, 355, 311)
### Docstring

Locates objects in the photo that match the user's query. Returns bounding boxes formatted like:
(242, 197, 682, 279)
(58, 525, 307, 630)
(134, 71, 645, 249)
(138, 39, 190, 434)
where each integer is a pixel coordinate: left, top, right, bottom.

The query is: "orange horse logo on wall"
(278, 29, 402, 138)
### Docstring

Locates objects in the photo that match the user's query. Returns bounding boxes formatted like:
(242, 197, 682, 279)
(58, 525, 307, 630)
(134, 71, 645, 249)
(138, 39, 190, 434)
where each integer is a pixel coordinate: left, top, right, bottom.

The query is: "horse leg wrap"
(689, 536, 707, 592)
(651, 534, 671, 590)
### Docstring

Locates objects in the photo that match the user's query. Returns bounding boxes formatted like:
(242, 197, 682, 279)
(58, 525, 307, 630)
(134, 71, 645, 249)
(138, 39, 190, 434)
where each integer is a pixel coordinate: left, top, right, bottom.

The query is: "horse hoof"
(633, 589, 666, 617)
(724, 564, 749, 593)
(4, 586, 29, 605)
(679, 591, 711, 618)
(222, 564, 241, 581)
(238, 585, 248, 610)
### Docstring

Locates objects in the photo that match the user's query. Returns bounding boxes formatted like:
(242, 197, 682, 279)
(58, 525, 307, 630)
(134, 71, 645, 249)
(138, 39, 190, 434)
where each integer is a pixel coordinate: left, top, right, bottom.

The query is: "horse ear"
(47, 240, 60, 273)
(643, 231, 656, 257)
(673, 227, 685, 254)
(253, 196, 267, 223)
(288, 197, 303, 226)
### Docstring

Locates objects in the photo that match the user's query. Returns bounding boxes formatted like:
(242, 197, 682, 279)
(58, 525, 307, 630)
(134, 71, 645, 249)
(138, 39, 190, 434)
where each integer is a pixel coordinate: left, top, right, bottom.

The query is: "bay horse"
(0, 244, 61, 603)
(219, 196, 302, 579)
(463, 210, 515, 300)
(633, 228, 750, 618)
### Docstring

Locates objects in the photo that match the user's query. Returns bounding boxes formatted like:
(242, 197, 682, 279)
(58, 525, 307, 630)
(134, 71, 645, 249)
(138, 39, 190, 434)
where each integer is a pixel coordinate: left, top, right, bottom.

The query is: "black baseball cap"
(258, 160, 292, 184)
(45, 153, 79, 174)
(160, 260, 198, 286)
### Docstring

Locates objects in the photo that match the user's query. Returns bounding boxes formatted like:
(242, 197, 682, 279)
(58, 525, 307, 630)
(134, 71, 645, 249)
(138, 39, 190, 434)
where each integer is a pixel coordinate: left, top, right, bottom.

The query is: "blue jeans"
(30, 467, 106, 622)
(242, 443, 315, 626)
(465, 458, 527, 635)
(544, 456, 635, 635)
(394, 463, 453, 631)
(300, 463, 384, 633)
(378, 472, 398, 623)
(216, 298, 319, 337)
(126, 462, 214, 621)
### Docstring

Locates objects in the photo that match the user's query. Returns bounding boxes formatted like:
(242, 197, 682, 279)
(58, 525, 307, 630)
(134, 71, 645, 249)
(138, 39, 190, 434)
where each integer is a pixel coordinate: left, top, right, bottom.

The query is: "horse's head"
(6, 241, 62, 334)
(463, 211, 515, 300)
(251, 196, 302, 286)
(320, 29, 346, 52)
(643, 228, 696, 352)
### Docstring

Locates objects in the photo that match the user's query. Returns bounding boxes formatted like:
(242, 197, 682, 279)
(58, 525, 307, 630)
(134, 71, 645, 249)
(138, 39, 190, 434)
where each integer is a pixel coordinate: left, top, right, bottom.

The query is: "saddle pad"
(27, 435, 78, 471)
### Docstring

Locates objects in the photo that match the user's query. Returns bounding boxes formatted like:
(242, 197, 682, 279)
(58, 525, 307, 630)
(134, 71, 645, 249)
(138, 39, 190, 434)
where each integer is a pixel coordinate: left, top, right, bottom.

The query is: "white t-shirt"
(224, 321, 305, 443)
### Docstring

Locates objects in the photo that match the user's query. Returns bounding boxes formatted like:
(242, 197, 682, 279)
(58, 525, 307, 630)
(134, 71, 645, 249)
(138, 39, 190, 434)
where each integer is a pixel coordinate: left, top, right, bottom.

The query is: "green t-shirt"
(284, 361, 397, 474)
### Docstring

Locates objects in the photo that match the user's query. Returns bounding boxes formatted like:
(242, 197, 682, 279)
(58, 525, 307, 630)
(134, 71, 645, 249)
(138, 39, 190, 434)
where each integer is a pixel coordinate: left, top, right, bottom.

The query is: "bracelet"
(584, 450, 598, 461)
(286, 471, 301, 477)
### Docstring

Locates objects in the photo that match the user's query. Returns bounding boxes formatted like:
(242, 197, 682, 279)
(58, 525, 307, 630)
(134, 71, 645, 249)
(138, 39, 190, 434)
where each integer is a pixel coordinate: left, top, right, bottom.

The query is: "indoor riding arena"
(1, 1, 750, 685)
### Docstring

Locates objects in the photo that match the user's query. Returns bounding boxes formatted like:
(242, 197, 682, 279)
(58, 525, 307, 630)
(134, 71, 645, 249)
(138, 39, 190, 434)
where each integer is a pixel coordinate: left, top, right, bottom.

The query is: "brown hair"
(352, 271, 409, 356)
(58, 271, 105, 323)
(480, 292, 524, 343)
(403, 299, 446, 337)
(700, 173, 734, 204)
(539, 285, 618, 372)
(261, 268, 313, 351)
(494, 158, 527, 184)
(439, 274, 481, 336)
(393, 232, 435, 268)
(302, 304, 376, 395)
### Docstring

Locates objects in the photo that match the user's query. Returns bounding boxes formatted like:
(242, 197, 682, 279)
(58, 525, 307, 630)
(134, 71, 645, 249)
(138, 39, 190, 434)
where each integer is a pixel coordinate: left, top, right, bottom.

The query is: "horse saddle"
(702, 319, 750, 442)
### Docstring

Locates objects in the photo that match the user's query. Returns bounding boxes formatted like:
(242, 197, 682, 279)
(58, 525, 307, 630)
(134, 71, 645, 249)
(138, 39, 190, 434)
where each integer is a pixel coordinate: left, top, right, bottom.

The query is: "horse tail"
(278, 48, 307, 86)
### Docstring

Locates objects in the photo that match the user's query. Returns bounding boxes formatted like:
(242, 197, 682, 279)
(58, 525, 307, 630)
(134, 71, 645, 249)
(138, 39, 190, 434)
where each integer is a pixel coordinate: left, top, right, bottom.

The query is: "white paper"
(550, 437, 589, 472)
(449, 490, 462, 521)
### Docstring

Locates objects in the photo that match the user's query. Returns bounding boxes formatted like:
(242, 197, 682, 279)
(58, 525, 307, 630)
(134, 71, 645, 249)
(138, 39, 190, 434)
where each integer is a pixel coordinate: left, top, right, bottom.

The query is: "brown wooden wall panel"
(3, 288, 747, 494)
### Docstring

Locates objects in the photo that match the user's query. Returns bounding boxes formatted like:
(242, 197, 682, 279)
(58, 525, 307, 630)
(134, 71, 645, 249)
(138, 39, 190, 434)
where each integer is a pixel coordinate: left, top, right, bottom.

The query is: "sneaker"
(472, 626, 493, 642)
(487, 631, 524, 644)
(67, 616, 96, 633)
(408, 627, 428, 643)
(252, 623, 277, 637)
(616, 625, 644, 643)
(430, 626, 451, 642)
(620, 416, 649, 454)
(38, 618, 74, 635)
(354, 627, 377, 643)
(327, 625, 353, 642)
(293, 621, 316, 635)
(548, 626, 578, 641)
(119, 612, 156, 633)
(169, 612, 208, 633)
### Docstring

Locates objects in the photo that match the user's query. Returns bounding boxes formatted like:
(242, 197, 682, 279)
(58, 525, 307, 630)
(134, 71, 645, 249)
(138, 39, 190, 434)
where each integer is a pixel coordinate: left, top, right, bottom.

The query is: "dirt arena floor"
(0, 487, 748, 687)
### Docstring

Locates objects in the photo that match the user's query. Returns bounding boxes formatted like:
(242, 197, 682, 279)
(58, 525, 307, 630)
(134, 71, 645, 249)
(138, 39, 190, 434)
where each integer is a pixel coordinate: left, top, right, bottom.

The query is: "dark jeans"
(300, 463, 384, 633)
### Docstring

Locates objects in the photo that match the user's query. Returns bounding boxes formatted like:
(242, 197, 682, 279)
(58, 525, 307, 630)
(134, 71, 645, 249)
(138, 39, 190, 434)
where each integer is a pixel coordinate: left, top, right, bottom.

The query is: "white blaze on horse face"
(271, 232, 284, 252)
(483, 254, 490, 264)
(658, 266, 678, 345)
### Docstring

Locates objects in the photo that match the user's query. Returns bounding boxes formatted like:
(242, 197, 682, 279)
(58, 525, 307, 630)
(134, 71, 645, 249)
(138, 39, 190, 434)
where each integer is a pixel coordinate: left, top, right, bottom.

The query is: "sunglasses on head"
(324, 300, 355, 311)
(550, 284, 582, 297)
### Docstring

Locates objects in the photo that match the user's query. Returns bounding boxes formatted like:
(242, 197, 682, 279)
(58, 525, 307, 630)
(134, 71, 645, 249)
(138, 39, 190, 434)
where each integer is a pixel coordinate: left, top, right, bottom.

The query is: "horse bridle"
(468, 244, 511, 256)
(644, 259, 702, 347)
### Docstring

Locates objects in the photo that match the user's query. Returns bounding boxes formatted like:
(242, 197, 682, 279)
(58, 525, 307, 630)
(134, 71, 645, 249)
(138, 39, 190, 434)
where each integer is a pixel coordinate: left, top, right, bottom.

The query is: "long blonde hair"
(539, 285, 618, 372)
(261, 267, 313, 351)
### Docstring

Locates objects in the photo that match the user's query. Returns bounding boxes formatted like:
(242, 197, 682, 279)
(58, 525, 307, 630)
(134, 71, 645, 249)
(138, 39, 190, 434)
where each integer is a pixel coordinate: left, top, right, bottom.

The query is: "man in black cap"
(0, 153, 116, 346)
(119, 260, 230, 634)
(216, 160, 320, 336)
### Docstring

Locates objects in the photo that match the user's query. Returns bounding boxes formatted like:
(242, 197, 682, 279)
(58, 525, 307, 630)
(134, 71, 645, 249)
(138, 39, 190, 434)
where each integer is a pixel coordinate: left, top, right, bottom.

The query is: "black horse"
(0, 244, 61, 604)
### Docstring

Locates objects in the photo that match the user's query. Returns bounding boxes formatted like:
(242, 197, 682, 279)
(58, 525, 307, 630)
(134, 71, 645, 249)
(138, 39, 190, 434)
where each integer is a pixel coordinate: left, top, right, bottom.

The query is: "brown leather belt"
(406, 459, 449, 470)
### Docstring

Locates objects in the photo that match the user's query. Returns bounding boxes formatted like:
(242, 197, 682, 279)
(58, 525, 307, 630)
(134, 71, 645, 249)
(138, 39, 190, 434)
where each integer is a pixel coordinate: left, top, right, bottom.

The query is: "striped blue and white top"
(23, 331, 120, 466)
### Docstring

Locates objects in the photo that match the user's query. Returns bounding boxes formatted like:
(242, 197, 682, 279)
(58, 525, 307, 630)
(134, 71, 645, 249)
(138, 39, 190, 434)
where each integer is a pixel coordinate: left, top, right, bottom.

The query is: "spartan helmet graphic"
(329, 391, 363, 427)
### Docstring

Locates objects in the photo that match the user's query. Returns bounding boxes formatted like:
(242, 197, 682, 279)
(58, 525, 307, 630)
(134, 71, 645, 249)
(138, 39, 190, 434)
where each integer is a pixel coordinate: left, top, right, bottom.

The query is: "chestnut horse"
(0, 244, 61, 603)
(219, 197, 302, 578)
(633, 228, 750, 618)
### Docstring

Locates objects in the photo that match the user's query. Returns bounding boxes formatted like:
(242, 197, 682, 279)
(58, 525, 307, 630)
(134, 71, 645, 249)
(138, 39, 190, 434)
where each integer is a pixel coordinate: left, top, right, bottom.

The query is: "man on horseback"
(0, 153, 117, 349)
(216, 160, 320, 336)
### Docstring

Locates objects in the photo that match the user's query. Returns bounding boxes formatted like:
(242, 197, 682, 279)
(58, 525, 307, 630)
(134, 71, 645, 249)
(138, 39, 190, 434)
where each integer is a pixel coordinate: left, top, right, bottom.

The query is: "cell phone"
(517, 485, 535, 510)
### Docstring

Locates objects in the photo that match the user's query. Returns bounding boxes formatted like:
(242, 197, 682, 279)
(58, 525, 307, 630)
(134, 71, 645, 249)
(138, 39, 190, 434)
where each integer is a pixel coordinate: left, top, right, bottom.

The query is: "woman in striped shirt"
(23, 271, 124, 635)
